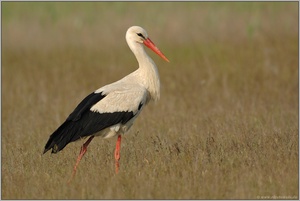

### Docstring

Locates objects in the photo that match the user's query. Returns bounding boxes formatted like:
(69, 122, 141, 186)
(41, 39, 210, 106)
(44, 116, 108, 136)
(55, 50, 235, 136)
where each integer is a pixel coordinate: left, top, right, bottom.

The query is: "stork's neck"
(129, 42, 160, 102)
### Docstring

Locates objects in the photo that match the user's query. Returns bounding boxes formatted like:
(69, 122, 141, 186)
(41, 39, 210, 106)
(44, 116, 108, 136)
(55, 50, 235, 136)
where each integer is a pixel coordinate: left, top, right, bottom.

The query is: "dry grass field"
(2, 2, 298, 199)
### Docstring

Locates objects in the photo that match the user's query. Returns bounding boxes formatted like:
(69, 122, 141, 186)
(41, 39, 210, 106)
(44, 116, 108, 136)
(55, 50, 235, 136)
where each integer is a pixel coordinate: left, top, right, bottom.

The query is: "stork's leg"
(68, 136, 94, 183)
(114, 135, 122, 174)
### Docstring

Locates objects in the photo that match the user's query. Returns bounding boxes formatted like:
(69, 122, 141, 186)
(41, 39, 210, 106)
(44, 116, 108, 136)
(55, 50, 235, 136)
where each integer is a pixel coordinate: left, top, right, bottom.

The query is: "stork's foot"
(115, 160, 120, 174)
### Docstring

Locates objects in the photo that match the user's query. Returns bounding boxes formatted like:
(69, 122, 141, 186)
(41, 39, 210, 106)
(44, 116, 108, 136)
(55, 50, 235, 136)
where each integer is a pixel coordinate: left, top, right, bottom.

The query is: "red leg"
(114, 135, 121, 174)
(68, 136, 94, 183)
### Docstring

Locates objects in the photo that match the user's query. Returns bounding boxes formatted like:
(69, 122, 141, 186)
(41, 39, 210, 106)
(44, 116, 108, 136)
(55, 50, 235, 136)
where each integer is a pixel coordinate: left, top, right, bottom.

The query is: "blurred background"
(2, 2, 298, 199)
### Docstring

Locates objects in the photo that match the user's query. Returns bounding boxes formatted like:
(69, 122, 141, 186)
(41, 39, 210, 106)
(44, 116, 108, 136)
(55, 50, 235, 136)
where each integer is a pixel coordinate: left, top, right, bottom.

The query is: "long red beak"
(143, 38, 170, 62)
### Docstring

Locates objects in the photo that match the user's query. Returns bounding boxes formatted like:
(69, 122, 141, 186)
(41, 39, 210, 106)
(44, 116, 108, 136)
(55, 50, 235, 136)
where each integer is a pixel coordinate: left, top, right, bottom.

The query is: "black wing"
(43, 91, 135, 154)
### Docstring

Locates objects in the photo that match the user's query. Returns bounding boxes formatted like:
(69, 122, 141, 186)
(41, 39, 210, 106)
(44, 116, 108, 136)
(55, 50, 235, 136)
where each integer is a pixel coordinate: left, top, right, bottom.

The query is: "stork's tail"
(43, 120, 77, 154)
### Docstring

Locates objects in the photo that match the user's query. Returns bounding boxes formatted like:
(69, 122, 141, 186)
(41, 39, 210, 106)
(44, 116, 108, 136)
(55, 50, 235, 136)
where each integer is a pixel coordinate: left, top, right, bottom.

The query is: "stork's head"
(126, 26, 149, 44)
(126, 26, 169, 62)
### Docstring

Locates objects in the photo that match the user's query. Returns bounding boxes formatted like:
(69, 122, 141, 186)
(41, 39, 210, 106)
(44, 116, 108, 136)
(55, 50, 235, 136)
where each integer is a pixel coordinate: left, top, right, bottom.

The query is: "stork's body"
(43, 26, 169, 181)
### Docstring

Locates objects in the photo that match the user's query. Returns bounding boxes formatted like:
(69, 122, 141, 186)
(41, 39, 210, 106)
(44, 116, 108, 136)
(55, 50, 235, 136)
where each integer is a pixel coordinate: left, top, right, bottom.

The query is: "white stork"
(43, 26, 169, 181)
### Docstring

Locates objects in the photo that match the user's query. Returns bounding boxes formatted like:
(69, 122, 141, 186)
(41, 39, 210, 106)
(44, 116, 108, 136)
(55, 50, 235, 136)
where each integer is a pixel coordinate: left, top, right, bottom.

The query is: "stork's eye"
(137, 33, 145, 39)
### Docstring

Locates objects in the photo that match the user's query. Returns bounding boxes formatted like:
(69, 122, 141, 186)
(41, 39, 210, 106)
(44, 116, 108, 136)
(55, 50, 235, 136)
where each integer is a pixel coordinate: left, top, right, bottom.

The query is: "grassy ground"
(2, 2, 298, 199)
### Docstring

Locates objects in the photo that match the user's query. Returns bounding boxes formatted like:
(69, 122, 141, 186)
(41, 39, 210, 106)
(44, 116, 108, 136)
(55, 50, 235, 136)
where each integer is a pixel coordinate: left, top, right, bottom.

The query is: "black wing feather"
(43, 91, 135, 154)
(67, 92, 105, 121)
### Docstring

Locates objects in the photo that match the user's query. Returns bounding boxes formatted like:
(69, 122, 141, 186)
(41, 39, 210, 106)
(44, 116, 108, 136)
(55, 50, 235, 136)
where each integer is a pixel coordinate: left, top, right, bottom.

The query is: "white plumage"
(93, 83, 148, 114)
